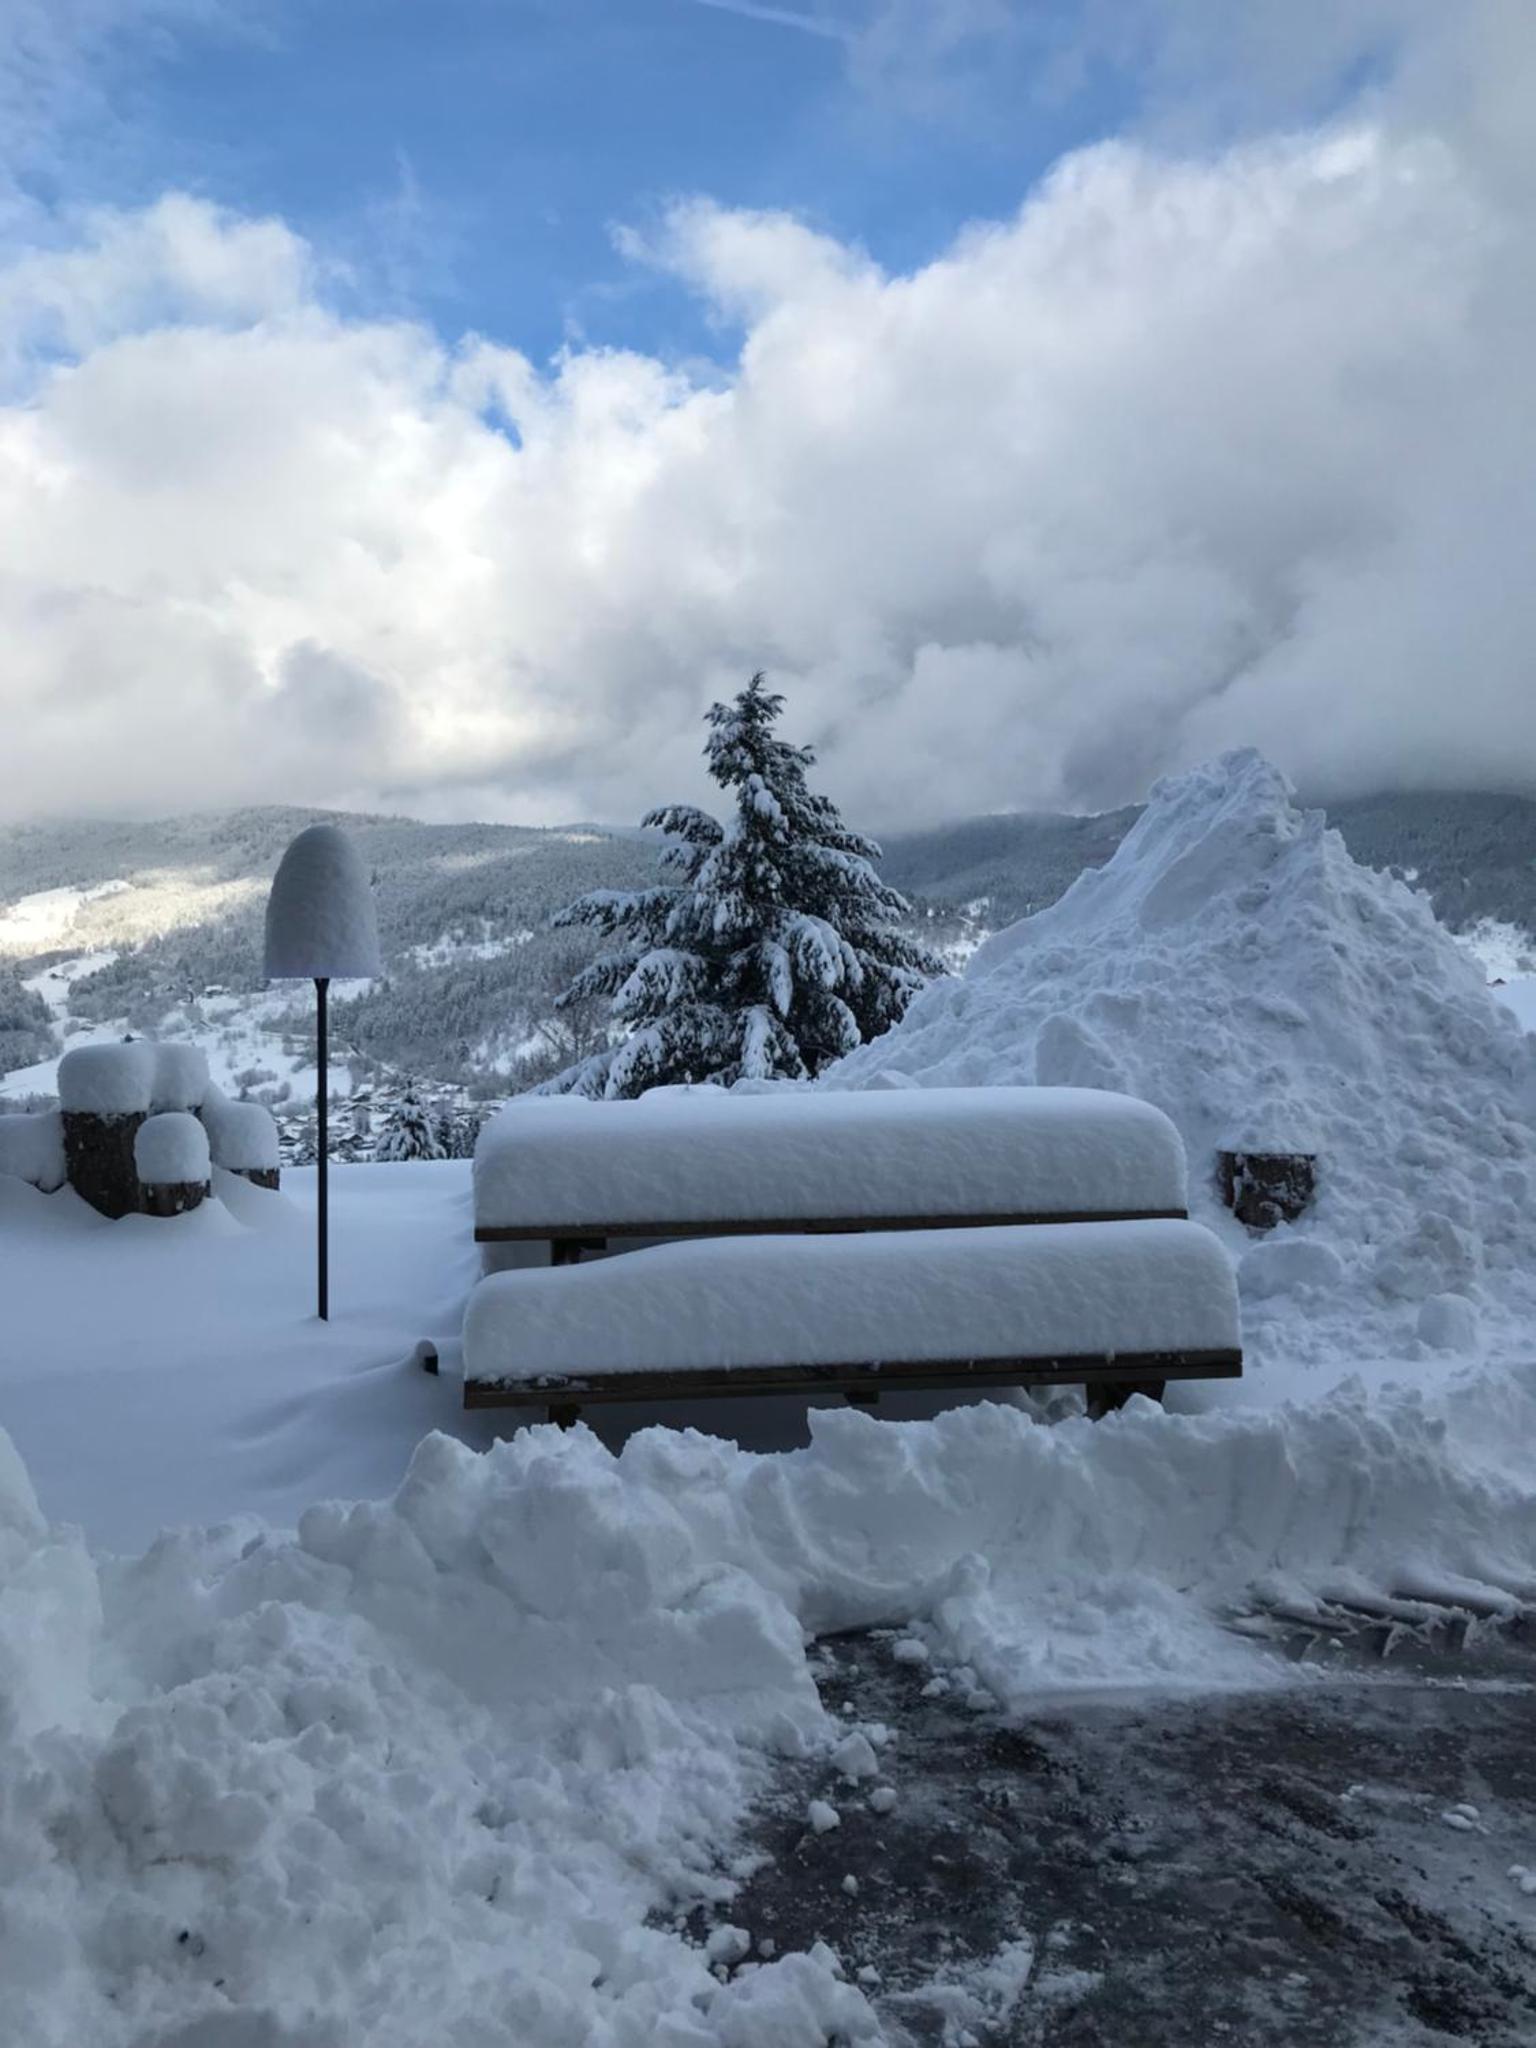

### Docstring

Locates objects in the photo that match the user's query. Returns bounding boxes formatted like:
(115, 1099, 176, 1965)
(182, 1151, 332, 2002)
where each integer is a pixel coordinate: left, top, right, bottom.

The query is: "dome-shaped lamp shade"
(264, 825, 382, 982)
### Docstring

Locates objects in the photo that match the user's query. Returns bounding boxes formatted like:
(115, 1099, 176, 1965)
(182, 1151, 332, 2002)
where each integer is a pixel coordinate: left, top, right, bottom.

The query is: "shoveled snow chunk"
(150, 1041, 210, 1112)
(1418, 1293, 1479, 1353)
(891, 1636, 930, 1665)
(200, 1087, 281, 1173)
(264, 823, 382, 981)
(706, 1923, 752, 1966)
(832, 1731, 879, 1782)
(462, 1219, 1239, 1384)
(57, 1041, 155, 1115)
(807, 1800, 840, 1833)
(134, 1112, 211, 1187)
(0, 1109, 67, 1192)
(868, 1787, 898, 1815)
(473, 1085, 1188, 1232)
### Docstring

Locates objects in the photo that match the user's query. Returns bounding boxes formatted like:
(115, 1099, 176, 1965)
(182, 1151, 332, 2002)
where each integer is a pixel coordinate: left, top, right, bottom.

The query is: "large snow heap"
(832, 751, 1536, 1366)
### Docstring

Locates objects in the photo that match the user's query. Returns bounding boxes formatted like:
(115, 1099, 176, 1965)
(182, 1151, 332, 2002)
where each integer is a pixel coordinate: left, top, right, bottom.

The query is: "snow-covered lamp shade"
(264, 825, 382, 982)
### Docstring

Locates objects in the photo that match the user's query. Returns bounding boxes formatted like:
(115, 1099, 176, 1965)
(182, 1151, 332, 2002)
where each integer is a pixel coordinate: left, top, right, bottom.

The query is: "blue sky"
(15, 0, 1245, 361)
(3, 1, 1531, 828)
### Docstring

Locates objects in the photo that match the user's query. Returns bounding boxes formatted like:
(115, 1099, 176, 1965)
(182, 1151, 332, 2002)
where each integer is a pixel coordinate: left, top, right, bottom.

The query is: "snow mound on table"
(474, 1084, 1188, 1230)
(830, 750, 1536, 1368)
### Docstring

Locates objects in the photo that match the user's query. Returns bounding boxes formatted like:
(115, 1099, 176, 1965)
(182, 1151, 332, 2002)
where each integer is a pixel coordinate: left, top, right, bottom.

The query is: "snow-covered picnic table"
(461, 1084, 1240, 1423)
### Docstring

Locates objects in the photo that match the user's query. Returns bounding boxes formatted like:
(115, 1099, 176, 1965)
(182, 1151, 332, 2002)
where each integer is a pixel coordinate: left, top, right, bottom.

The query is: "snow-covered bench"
(472, 1086, 1191, 1259)
(463, 1087, 1240, 1423)
(462, 1218, 1241, 1423)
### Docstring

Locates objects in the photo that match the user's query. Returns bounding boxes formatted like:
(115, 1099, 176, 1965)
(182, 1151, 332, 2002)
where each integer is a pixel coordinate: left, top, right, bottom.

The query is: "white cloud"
(1, 2, 1534, 828)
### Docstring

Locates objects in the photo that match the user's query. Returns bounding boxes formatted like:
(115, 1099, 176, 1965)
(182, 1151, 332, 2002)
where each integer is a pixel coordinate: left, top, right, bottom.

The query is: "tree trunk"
(141, 1179, 210, 1218)
(62, 1109, 146, 1219)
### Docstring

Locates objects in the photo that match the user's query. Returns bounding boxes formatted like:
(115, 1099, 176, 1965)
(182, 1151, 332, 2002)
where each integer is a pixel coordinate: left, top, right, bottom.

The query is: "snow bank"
(0, 1420, 868, 2048)
(830, 751, 1536, 1368)
(200, 1087, 280, 1173)
(134, 1112, 210, 1187)
(57, 1041, 156, 1115)
(7, 1353, 1536, 2042)
(464, 1220, 1238, 1383)
(0, 1108, 67, 1191)
(474, 1085, 1188, 1231)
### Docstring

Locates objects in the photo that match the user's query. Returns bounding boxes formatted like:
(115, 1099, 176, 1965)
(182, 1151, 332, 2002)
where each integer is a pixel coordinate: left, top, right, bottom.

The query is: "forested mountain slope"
(2, 788, 1531, 1093)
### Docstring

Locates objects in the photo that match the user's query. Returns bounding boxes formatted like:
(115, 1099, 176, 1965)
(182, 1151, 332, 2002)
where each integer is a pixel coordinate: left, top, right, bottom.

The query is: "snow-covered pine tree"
(373, 1083, 447, 1162)
(542, 675, 943, 1097)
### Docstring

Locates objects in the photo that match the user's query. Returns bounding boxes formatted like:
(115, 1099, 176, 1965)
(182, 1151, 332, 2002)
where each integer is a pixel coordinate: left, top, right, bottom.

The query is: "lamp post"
(264, 826, 381, 1320)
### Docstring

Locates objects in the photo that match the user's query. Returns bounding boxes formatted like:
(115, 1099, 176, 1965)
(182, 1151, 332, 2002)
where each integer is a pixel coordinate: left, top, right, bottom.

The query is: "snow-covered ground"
(3, 751, 1536, 2045)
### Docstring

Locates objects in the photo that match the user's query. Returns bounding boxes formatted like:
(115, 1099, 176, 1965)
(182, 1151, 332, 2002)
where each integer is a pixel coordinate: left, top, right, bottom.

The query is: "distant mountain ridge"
(2, 788, 1532, 1095)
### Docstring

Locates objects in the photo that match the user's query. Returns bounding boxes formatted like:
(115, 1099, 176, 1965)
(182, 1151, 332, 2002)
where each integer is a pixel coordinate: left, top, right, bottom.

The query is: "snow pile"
(134, 1112, 211, 1188)
(474, 1085, 1188, 1231)
(8, 1358, 1536, 2041)
(465, 1219, 1238, 1384)
(200, 1086, 281, 1174)
(0, 1420, 876, 2048)
(0, 1107, 67, 1191)
(831, 751, 1536, 1368)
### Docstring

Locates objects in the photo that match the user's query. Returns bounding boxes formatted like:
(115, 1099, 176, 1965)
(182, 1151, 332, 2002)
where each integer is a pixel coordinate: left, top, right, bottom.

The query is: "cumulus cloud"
(1, 3, 1534, 828)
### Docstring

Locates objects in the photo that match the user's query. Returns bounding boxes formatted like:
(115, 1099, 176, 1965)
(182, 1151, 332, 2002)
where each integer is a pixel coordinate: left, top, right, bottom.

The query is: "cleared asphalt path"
(693, 1627, 1536, 2046)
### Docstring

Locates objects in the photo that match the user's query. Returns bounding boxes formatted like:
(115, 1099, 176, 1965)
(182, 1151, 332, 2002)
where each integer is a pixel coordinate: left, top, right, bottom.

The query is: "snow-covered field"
(3, 752, 1536, 2045)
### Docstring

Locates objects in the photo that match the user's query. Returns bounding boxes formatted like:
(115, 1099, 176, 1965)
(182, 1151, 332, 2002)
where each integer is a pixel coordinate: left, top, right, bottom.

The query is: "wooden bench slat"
(475, 1206, 1189, 1244)
(463, 1347, 1242, 1409)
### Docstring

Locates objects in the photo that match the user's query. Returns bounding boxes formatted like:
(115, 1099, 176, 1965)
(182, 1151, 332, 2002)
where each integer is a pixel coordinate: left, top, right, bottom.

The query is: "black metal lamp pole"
(316, 975, 329, 1321)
